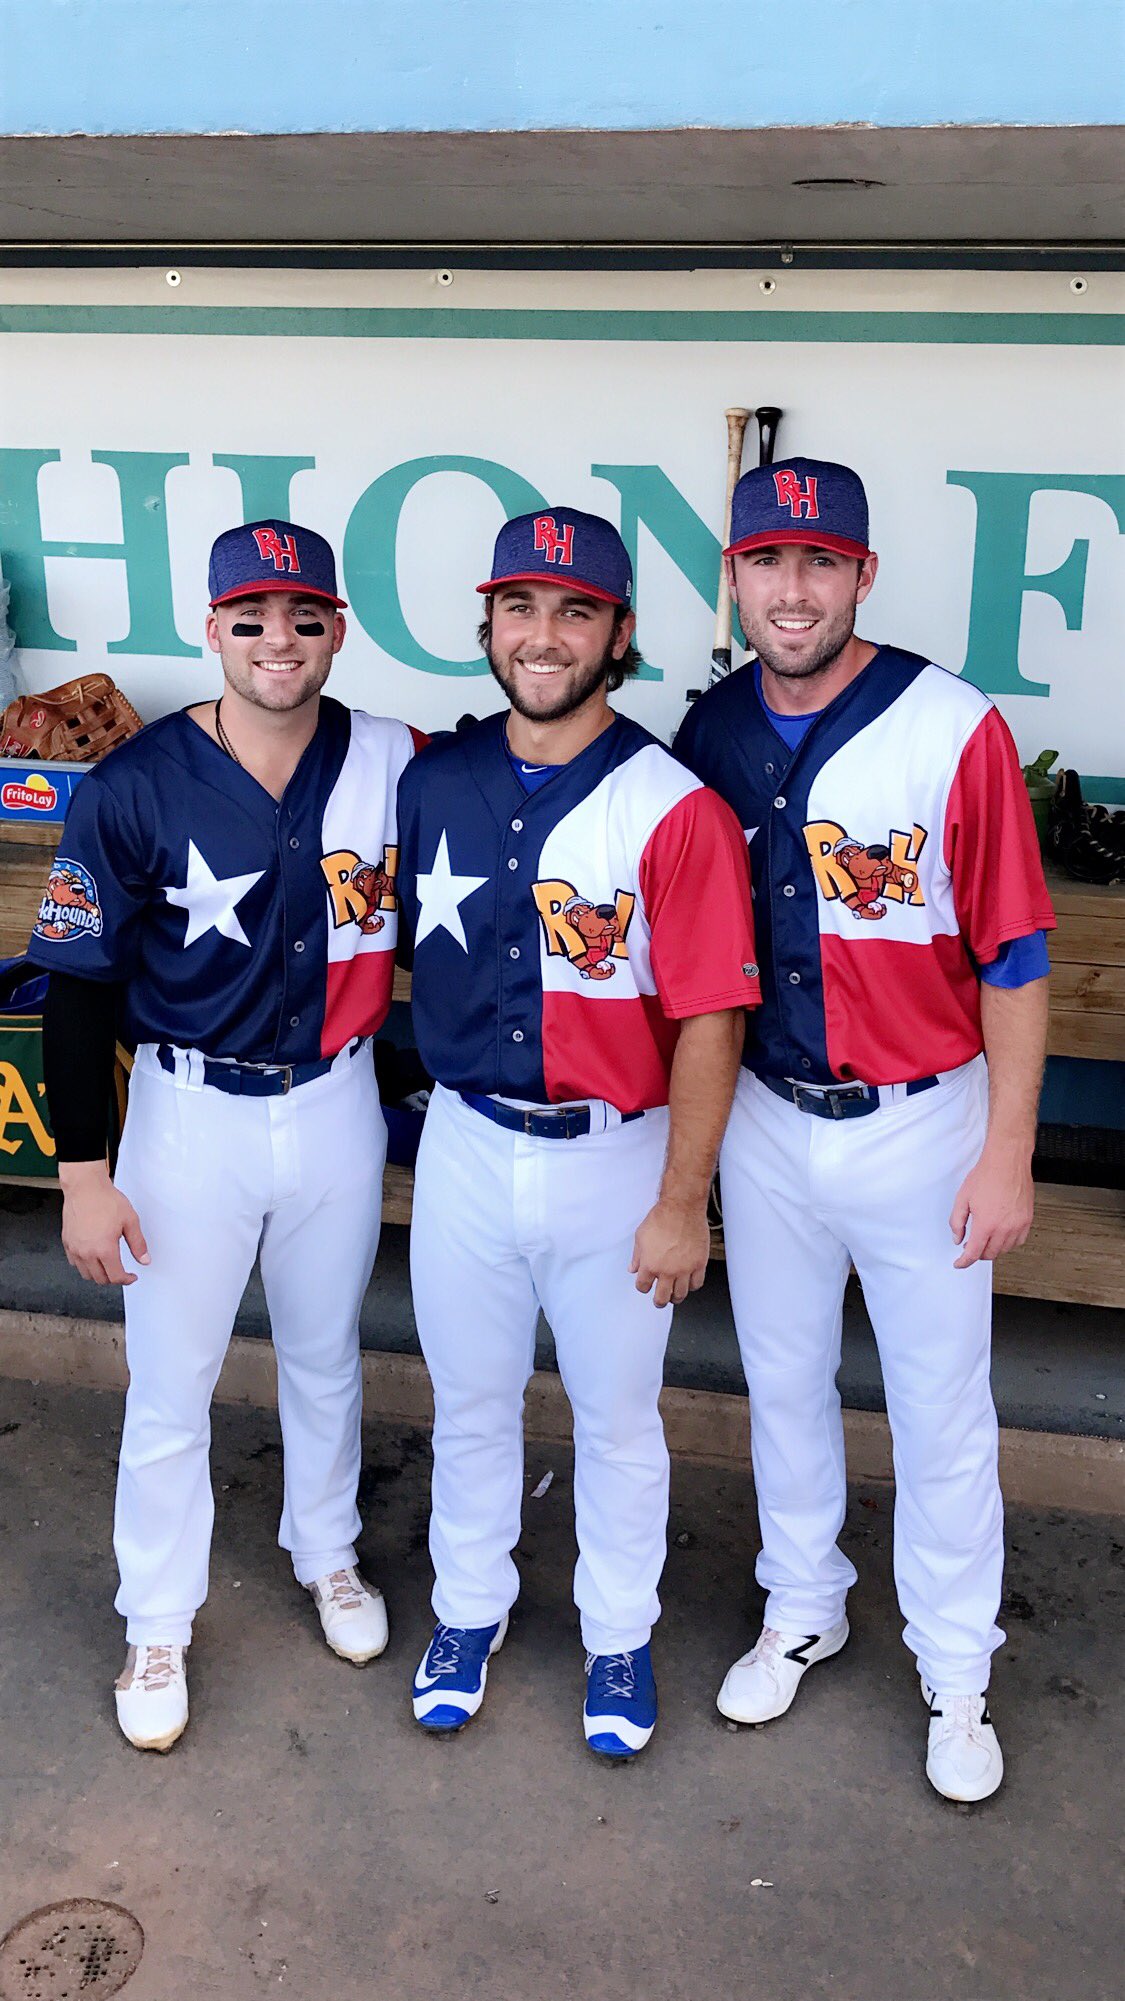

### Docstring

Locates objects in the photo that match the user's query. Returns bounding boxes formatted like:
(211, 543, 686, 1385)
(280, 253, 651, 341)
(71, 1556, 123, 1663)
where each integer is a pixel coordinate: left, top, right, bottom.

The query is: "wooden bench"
(3, 826, 1122, 1307)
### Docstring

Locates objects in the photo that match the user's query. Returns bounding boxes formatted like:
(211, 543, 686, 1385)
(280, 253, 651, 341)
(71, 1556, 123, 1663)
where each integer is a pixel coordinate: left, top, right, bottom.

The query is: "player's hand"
(59, 1161, 150, 1286)
(630, 1197, 711, 1308)
(949, 1140, 1035, 1268)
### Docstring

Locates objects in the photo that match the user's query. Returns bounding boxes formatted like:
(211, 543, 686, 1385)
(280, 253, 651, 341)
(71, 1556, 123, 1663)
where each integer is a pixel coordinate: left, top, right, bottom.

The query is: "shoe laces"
(137, 1645, 180, 1691)
(324, 1568, 366, 1613)
(749, 1627, 787, 1668)
(932, 1693, 988, 1744)
(587, 1651, 637, 1699)
(427, 1626, 465, 1678)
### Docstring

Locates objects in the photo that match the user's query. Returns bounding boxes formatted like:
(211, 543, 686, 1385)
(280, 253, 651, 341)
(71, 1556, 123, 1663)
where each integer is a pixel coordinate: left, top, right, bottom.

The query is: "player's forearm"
(42, 971, 119, 1164)
(979, 975, 1049, 1154)
(658, 1008, 744, 1210)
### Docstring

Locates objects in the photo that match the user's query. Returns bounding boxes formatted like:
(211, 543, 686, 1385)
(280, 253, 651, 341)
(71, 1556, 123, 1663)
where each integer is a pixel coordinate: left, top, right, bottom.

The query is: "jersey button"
(765, 762, 775, 776)
(289, 836, 300, 850)
(509, 946, 520, 960)
(742, 962, 758, 977)
(774, 795, 787, 810)
(788, 970, 801, 984)
(512, 1029, 525, 1043)
(801, 1057, 812, 1069)
(293, 940, 306, 954)
(507, 857, 519, 871)
(511, 818, 524, 832)
(783, 884, 796, 897)
(289, 1015, 300, 1028)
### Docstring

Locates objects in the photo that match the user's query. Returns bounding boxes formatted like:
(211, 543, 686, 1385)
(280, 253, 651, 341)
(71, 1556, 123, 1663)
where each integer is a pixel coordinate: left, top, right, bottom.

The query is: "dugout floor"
(0, 1376, 1120, 2001)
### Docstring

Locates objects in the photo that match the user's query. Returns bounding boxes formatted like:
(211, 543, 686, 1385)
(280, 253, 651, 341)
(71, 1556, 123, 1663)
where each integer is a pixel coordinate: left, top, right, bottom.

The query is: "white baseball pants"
(719, 1060, 1004, 1694)
(409, 1084, 673, 1656)
(112, 1043, 386, 1646)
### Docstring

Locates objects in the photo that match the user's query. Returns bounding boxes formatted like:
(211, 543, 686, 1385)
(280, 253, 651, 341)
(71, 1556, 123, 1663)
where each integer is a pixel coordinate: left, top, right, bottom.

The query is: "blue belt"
(459, 1091, 644, 1140)
(157, 1041, 361, 1097)
(758, 1073, 939, 1120)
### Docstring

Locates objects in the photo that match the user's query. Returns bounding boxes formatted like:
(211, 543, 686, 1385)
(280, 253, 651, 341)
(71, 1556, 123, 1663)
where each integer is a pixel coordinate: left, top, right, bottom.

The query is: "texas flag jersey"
(673, 647, 1055, 1088)
(395, 711, 761, 1113)
(26, 697, 417, 1063)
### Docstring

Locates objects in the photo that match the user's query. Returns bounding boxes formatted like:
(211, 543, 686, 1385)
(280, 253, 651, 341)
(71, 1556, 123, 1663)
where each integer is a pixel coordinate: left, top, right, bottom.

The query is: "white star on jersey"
(164, 840, 265, 949)
(415, 829, 488, 953)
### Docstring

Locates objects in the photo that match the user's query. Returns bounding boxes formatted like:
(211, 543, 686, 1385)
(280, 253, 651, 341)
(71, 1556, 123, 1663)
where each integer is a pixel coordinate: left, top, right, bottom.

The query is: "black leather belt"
(758, 1073, 939, 1120)
(156, 1040, 362, 1097)
(459, 1091, 644, 1140)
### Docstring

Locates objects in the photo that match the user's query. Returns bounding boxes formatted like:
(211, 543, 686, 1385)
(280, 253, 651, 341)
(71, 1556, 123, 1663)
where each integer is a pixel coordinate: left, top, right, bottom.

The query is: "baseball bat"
(755, 405, 782, 466)
(707, 407, 751, 688)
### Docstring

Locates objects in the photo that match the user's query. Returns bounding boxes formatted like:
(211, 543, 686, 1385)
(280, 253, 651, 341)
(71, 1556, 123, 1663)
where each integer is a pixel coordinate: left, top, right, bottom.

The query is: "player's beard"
(219, 645, 334, 714)
(741, 598, 858, 683)
(486, 640, 615, 724)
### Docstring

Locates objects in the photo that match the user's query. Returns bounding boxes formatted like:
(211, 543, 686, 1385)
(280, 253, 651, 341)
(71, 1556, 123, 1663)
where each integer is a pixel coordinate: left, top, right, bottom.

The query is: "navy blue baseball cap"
(477, 506, 633, 607)
(726, 459, 871, 561)
(208, 519, 347, 609)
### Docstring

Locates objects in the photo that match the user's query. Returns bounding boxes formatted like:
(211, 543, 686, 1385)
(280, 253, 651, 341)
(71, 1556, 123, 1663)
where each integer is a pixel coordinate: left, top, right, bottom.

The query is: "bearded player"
(396, 506, 760, 1758)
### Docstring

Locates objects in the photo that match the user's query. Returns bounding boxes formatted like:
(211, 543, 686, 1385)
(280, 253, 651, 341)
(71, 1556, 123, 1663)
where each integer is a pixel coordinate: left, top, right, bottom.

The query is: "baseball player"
(30, 520, 418, 1751)
(674, 459, 1054, 1803)
(395, 507, 759, 1758)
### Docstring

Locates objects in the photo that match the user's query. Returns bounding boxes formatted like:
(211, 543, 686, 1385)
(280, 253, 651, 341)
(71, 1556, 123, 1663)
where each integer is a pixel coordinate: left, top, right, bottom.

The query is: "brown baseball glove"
(0, 674, 144, 763)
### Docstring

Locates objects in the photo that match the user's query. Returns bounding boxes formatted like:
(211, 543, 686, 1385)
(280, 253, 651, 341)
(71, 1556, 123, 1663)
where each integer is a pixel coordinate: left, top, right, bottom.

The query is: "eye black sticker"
(295, 619, 326, 636)
(230, 621, 264, 637)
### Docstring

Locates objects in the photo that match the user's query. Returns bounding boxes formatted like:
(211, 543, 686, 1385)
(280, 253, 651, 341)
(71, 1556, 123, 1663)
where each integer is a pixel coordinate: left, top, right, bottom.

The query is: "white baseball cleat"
(307, 1566, 389, 1664)
(921, 1680, 1004, 1802)
(114, 1644, 189, 1752)
(716, 1619, 849, 1724)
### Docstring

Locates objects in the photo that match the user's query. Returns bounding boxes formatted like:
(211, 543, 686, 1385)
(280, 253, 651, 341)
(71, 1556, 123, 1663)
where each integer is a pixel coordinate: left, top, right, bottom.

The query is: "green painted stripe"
(0, 305, 1121, 345)
(1080, 776, 1125, 805)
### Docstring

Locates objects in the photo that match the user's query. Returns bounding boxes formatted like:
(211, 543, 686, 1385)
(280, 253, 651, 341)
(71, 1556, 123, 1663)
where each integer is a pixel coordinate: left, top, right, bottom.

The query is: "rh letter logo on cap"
(773, 470, 819, 520)
(252, 527, 301, 574)
(532, 516, 575, 566)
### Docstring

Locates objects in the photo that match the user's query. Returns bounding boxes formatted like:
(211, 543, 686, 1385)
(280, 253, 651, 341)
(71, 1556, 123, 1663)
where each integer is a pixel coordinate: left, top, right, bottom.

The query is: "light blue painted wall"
(3, 0, 1123, 136)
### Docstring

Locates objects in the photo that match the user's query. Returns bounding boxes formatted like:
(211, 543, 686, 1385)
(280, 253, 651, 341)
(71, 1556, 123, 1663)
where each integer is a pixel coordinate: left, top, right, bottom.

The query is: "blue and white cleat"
(583, 1644, 657, 1759)
(411, 1614, 508, 1732)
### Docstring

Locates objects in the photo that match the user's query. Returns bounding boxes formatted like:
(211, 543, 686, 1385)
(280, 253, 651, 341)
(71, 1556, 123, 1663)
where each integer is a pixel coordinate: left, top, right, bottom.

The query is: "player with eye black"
(30, 520, 419, 1751)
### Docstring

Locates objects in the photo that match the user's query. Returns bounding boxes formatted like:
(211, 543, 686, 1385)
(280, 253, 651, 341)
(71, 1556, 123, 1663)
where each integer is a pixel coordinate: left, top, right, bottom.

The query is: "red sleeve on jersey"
(943, 706, 1056, 965)
(408, 725, 431, 753)
(638, 787, 761, 1019)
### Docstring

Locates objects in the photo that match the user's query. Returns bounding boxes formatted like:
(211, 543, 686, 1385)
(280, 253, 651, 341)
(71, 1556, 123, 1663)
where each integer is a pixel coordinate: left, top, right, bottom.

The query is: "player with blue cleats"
(395, 509, 758, 1760)
(583, 1643, 657, 1759)
(412, 1615, 508, 1732)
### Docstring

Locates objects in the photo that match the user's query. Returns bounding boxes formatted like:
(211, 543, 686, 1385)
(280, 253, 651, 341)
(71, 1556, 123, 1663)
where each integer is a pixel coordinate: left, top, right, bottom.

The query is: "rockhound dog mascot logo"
(804, 821, 927, 922)
(322, 845, 399, 934)
(34, 858, 104, 942)
(532, 880, 636, 981)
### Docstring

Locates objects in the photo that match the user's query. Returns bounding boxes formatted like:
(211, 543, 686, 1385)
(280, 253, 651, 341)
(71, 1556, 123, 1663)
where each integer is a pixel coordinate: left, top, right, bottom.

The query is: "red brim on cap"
(210, 580, 347, 609)
(725, 529, 870, 561)
(476, 572, 625, 606)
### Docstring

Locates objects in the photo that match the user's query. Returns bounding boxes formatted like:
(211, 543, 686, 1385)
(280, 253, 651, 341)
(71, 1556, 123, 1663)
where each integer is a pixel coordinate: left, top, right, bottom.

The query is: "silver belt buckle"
(788, 1077, 870, 1118)
(522, 1104, 586, 1138)
(229, 1057, 294, 1093)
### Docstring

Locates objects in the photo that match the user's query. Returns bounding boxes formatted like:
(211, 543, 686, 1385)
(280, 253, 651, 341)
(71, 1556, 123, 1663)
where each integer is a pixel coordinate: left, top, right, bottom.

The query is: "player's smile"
(730, 542, 878, 688)
(486, 579, 634, 727)
(207, 591, 346, 715)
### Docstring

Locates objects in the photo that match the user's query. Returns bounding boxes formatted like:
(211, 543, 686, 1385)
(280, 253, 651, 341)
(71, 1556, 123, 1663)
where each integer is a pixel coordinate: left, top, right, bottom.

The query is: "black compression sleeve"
(41, 971, 120, 1163)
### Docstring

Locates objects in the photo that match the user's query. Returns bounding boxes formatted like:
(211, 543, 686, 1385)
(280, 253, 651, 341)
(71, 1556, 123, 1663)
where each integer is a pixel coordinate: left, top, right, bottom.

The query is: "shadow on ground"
(0, 1379, 1120, 2001)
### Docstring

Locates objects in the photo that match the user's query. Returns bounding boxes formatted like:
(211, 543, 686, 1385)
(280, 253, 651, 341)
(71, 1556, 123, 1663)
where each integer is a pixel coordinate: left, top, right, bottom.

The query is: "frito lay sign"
(1, 777, 59, 812)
